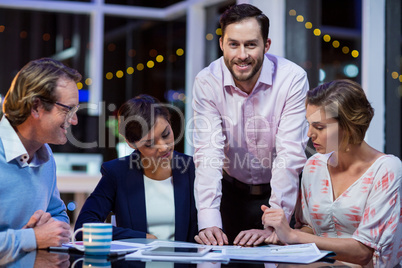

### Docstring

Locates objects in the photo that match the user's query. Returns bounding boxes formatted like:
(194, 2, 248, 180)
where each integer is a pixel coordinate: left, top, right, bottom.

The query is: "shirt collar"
(0, 115, 50, 167)
(222, 54, 273, 91)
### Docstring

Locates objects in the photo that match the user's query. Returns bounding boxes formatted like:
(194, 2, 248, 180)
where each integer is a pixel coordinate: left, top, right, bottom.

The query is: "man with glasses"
(0, 58, 81, 257)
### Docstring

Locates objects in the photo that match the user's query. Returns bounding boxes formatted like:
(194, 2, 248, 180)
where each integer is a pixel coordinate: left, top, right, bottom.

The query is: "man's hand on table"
(194, 226, 229, 246)
(34, 221, 71, 248)
(233, 228, 274, 246)
(23, 210, 54, 229)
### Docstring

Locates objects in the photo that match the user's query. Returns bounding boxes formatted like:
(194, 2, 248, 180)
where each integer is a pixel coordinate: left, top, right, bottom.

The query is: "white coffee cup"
(72, 223, 113, 255)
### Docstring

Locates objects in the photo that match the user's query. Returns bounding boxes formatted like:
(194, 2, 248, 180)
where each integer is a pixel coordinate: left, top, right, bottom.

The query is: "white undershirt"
(143, 175, 175, 240)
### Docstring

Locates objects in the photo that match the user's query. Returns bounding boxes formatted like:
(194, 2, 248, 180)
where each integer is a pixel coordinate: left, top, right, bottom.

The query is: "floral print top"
(298, 153, 401, 267)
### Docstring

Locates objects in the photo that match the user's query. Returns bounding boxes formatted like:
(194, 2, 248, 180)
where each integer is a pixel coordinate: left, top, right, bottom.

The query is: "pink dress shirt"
(192, 53, 309, 230)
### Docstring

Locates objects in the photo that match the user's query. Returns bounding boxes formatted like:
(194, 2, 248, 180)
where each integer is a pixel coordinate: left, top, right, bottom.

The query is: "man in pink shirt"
(192, 3, 309, 246)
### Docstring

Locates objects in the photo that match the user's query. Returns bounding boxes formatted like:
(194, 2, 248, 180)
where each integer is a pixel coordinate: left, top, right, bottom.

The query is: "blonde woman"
(262, 80, 401, 267)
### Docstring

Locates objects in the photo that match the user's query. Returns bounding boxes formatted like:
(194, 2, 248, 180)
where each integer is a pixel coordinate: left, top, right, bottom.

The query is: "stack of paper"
(124, 241, 334, 264)
(53, 240, 148, 254)
(223, 243, 334, 263)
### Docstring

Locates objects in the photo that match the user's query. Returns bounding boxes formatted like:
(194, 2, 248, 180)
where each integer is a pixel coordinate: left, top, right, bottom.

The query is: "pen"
(108, 250, 136, 258)
(48, 247, 69, 252)
(48, 247, 84, 254)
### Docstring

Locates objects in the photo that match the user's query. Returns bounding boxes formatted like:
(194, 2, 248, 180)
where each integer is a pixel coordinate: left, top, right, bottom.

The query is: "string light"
(206, 33, 214, 40)
(128, 49, 136, 57)
(116, 70, 124, 78)
(106, 72, 113, 80)
(342, 46, 350, 54)
(291, 9, 360, 59)
(85, 78, 92, 86)
(127, 67, 134, 75)
(149, 49, 157, 57)
(391, 72, 402, 83)
(107, 43, 116, 52)
(136, 63, 144, 71)
(323, 34, 331, 42)
(332, 40, 340, 48)
(147, 60, 155, 68)
(176, 48, 184, 56)
(156, 55, 164, 62)
(20, 31, 28, 39)
(289, 9, 399, 82)
(296, 15, 304, 22)
(42, 33, 50, 41)
(0, 18, 187, 84)
(1, 11, 398, 87)
(313, 29, 321, 36)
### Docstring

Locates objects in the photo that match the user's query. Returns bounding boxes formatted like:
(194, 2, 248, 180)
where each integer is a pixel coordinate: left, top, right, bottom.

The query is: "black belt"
(222, 171, 271, 196)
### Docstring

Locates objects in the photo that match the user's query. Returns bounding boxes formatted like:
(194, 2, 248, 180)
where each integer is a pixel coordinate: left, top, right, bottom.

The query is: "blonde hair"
(3, 58, 81, 127)
(306, 80, 374, 149)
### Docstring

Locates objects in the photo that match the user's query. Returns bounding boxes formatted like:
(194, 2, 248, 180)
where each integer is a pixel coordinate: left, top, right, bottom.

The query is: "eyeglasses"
(54, 102, 80, 122)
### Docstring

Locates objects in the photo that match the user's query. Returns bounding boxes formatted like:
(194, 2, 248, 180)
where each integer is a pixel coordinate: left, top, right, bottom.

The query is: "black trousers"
(220, 178, 271, 244)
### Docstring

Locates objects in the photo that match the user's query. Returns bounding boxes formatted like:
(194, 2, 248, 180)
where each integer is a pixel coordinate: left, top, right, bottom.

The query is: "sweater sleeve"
(0, 228, 37, 260)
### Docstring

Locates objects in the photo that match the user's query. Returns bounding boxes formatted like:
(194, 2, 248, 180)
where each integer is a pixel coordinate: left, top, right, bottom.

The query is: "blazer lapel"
(172, 153, 190, 241)
(125, 150, 148, 233)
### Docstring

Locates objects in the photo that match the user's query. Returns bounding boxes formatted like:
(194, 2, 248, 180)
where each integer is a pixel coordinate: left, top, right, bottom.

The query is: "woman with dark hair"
(75, 94, 198, 242)
(262, 80, 401, 267)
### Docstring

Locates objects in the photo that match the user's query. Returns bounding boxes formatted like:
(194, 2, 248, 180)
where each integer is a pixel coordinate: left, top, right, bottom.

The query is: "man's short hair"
(220, 4, 270, 44)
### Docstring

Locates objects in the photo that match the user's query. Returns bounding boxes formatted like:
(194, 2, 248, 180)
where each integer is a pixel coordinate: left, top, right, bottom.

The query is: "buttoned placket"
(243, 89, 263, 184)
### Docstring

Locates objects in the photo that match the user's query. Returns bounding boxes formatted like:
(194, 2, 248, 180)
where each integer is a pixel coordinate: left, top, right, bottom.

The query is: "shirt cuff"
(197, 208, 223, 231)
(22, 228, 37, 252)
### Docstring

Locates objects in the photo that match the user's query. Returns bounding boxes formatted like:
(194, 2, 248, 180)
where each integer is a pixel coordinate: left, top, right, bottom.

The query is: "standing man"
(192, 4, 309, 246)
(0, 58, 81, 257)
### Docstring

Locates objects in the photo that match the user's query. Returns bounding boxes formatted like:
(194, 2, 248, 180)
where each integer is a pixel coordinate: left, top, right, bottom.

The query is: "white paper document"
(59, 240, 148, 253)
(146, 240, 242, 251)
(224, 243, 334, 263)
(126, 250, 230, 263)
(124, 240, 333, 264)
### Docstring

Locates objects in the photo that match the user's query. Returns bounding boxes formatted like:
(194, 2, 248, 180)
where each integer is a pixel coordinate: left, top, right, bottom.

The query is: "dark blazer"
(75, 150, 198, 242)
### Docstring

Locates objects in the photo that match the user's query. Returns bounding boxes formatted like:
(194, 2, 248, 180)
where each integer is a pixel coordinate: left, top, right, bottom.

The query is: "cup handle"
(71, 228, 85, 251)
(71, 257, 84, 268)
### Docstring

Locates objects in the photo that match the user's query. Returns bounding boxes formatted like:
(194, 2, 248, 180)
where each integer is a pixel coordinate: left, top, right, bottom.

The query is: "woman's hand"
(261, 205, 296, 244)
(146, 233, 157, 239)
(263, 231, 284, 245)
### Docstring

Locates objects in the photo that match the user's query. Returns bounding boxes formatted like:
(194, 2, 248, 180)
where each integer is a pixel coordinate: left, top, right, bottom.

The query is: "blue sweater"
(0, 117, 68, 260)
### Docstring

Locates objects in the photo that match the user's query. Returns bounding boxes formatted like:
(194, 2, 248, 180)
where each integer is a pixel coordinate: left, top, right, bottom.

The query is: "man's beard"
(225, 55, 264, 83)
